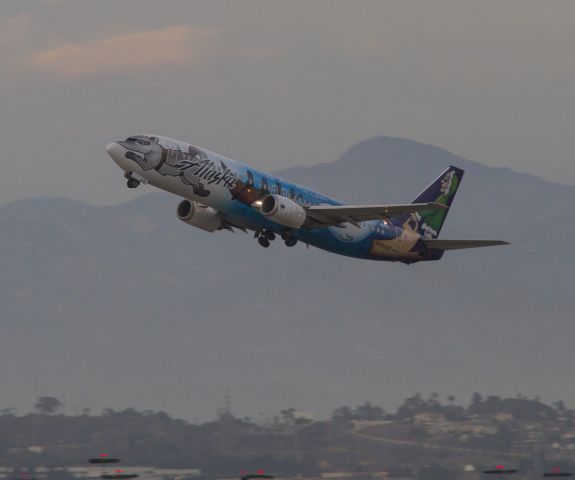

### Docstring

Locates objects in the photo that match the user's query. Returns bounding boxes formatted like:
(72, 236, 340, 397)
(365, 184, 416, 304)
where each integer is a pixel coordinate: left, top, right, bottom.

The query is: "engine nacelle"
(260, 194, 306, 229)
(177, 200, 222, 232)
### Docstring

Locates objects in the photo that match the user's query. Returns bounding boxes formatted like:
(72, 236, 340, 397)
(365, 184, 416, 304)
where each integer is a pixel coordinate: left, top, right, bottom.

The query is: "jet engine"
(177, 200, 222, 232)
(260, 194, 306, 228)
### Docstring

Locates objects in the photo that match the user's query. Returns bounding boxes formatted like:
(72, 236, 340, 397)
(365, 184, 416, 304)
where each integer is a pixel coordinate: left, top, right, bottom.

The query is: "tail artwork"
(395, 166, 464, 239)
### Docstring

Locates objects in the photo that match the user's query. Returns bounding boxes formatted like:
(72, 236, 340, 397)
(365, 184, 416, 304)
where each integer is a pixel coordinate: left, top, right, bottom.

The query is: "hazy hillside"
(0, 136, 573, 421)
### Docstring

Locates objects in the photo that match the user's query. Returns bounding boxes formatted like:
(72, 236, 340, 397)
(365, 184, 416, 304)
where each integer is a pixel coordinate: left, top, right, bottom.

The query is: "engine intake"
(260, 194, 306, 229)
(177, 200, 222, 232)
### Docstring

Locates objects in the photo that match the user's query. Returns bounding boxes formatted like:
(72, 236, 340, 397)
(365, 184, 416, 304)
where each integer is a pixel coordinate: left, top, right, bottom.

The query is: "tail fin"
(395, 166, 464, 238)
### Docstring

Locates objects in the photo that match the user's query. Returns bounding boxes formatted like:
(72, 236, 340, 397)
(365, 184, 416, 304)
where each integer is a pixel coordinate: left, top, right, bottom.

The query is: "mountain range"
(0, 136, 573, 421)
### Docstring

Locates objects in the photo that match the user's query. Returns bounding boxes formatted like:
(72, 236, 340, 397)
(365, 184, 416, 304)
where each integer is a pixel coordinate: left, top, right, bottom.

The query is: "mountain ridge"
(0, 135, 572, 421)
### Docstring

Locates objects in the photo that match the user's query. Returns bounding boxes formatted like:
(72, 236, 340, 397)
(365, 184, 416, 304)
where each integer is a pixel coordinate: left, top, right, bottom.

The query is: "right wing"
(422, 239, 510, 251)
(306, 202, 447, 226)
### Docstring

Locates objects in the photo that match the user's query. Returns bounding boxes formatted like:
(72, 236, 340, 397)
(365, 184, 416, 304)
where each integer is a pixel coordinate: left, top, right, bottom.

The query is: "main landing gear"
(282, 231, 298, 247)
(256, 230, 275, 248)
(255, 230, 298, 248)
(258, 236, 271, 248)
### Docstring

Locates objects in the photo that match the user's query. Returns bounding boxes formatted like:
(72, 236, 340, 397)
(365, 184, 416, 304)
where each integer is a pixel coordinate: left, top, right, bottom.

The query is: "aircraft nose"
(106, 142, 122, 160)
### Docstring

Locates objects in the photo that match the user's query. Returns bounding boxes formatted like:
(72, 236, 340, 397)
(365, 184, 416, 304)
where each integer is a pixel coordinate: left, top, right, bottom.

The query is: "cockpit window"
(125, 136, 152, 145)
(126, 137, 152, 145)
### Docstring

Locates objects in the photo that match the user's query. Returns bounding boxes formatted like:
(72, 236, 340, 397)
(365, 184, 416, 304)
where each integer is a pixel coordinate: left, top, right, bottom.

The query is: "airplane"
(106, 135, 509, 264)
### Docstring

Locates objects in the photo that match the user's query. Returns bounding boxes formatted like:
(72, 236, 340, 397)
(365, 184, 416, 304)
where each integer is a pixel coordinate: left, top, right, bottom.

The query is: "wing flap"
(423, 239, 510, 251)
(306, 202, 447, 226)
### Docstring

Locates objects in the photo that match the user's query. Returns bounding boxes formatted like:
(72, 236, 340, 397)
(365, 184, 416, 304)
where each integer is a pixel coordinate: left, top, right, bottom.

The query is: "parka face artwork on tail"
(107, 135, 508, 263)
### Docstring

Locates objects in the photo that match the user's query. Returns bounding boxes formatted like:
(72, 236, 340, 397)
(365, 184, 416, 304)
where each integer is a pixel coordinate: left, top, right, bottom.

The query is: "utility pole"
(217, 389, 233, 455)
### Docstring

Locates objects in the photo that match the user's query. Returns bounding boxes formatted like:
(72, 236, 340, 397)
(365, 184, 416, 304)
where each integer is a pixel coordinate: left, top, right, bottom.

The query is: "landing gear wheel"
(285, 237, 298, 247)
(264, 231, 276, 241)
(127, 178, 140, 189)
(258, 237, 270, 248)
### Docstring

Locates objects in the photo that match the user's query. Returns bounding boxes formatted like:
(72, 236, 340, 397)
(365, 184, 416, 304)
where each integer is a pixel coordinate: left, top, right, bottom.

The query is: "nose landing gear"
(124, 172, 141, 189)
(126, 178, 140, 189)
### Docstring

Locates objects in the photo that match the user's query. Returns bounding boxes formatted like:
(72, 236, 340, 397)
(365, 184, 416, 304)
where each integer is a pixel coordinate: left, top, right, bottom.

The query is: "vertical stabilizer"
(395, 166, 464, 238)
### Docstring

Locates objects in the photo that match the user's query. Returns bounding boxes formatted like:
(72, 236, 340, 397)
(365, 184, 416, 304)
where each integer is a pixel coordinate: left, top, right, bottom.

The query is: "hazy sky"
(1, 0, 574, 206)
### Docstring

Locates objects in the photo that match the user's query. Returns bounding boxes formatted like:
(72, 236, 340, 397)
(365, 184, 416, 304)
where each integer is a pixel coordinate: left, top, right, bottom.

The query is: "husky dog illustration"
(120, 138, 210, 197)
(119, 136, 164, 171)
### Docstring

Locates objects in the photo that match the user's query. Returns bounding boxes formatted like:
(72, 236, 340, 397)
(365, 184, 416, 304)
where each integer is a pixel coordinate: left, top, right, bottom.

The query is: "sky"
(1, 0, 574, 206)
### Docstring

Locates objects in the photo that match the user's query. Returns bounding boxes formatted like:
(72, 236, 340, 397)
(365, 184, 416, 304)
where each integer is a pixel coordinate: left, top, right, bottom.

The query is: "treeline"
(8, 391, 570, 422)
(332, 392, 572, 423)
(0, 393, 572, 474)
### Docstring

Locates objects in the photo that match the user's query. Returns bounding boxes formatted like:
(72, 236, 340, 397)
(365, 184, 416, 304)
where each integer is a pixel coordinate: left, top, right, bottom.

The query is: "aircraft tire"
(265, 231, 276, 241)
(285, 238, 297, 247)
(258, 237, 270, 248)
(127, 178, 140, 189)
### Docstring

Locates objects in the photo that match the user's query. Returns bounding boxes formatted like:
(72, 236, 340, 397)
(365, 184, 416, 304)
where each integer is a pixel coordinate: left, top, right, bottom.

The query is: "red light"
(553, 468, 562, 473)
(496, 466, 505, 470)
(256, 470, 265, 475)
(116, 470, 123, 473)
(100, 453, 109, 457)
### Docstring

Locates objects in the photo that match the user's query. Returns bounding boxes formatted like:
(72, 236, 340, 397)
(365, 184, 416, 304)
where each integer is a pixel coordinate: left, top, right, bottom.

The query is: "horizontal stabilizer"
(306, 202, 447, 226)
(423, 239, 510, 251)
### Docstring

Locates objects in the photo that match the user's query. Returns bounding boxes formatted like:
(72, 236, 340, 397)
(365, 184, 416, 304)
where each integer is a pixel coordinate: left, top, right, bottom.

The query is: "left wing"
(306, 202, 447, 226)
